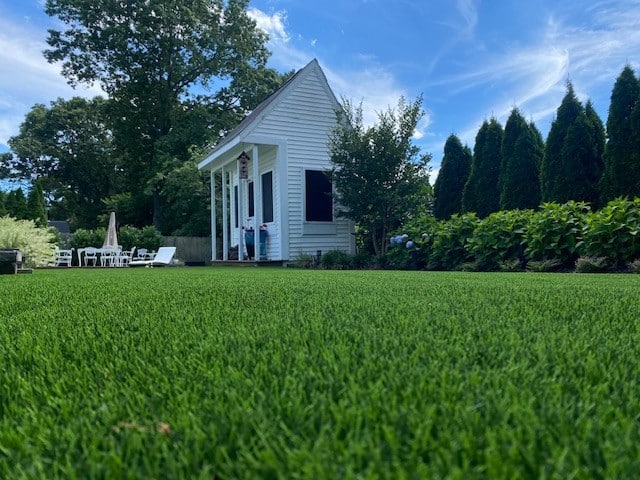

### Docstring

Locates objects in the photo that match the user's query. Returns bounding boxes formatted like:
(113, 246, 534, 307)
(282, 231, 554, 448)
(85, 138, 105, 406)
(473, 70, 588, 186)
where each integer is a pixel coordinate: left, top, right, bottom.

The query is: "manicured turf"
(1, 268, 638, 478)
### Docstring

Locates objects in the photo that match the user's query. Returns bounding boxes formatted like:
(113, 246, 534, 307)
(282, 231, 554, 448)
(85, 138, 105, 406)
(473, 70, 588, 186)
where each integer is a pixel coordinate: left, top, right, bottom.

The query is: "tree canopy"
(43, 0, 272, 231)
(8, 97, 118, 229)
(330, 97, 431, 255)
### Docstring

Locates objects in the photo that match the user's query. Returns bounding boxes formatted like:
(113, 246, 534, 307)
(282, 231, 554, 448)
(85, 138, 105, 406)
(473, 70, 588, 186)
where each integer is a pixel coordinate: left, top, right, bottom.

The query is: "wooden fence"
(162, 236, 211, 265)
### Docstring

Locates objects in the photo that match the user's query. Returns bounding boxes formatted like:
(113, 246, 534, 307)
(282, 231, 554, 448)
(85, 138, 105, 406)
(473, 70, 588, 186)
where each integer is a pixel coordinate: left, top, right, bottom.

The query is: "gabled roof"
(198, 58, 340, 170)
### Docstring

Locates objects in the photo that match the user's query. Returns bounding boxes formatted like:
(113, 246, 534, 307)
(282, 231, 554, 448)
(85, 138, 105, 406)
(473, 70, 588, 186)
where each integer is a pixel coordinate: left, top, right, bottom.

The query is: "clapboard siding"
(199, 59, 355, 261)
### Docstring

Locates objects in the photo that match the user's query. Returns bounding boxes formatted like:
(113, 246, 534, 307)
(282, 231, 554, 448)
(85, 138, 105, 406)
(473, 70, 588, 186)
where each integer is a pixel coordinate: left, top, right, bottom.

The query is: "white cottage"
(198, 59, 355, 262)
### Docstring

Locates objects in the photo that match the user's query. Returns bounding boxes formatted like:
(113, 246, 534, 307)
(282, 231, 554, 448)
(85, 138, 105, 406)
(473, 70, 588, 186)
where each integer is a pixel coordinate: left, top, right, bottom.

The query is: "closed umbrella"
(103, 212, 118, 248)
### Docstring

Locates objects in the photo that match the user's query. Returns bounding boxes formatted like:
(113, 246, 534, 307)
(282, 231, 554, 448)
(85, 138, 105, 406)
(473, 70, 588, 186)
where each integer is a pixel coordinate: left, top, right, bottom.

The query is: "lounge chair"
(129, 247, 176, 267)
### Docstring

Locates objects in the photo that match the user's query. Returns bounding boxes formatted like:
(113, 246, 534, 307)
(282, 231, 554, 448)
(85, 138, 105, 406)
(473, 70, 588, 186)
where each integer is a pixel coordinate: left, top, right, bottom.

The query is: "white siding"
(251, 67, 354, 260)
(202, 60, 355, 262)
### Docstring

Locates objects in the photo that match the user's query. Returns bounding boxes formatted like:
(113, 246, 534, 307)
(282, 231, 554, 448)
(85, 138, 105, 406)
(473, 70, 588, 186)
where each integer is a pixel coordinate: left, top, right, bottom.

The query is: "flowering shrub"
(0, 215, 56, 267)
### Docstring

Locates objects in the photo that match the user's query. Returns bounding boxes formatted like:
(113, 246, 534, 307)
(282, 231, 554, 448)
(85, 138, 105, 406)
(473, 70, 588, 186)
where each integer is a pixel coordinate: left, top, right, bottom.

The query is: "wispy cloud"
(249, 8, 414, 129)
(0, 17, 102, 149)
(429, 0, 640, 156)
(426, 0, 479, 75)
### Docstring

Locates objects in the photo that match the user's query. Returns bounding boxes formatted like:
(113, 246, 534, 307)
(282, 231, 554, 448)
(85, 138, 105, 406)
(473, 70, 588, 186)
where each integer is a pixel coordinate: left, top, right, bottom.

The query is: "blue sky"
(1, 0, 640, 178)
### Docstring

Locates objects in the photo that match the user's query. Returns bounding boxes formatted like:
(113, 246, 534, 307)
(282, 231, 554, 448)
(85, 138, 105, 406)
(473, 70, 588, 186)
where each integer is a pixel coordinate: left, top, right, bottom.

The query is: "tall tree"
(541, 83, 583, 202)
(330, 97, 431, 255)
(25, 180, 48, 226)
(433, 134, 471, 220)
(499, 109, 542, 210)
(462, 118, 503, 217)
(541, 83, 605, 204)
(8, 97, 119, 229)
(44, 0, 270, 230)
(600, 65, 640, 202)
(0, 190, 6, 216)
(5, 188, 27, 219)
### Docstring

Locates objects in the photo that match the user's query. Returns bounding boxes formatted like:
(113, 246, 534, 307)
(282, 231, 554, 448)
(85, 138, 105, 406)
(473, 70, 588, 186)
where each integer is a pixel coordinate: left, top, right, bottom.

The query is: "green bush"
(574, 256, 612, 273)
(466, 209, 531, 270)
(320, 250, 353, 270)
(69, 228, 107, 249)
(429, 213, 477, 270)
(0, 215, 56, 267)
(583, 198, 640, 265)
(526, 259, 563, 272)
(523, 201, 589, 266)
(289, 252, 317, 269)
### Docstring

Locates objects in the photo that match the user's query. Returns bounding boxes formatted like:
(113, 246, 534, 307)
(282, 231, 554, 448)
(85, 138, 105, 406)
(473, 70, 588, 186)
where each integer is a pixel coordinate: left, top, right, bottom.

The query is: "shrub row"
(389, 198, 640, 272)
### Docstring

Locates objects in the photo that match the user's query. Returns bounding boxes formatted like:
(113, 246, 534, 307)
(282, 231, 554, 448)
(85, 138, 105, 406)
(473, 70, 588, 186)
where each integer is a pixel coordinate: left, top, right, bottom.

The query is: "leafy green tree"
(600, 65, 640, 202)
(5, 188, 28, 219)
(44, 0, 270, 231)
(433, 134, 471, 220)
(500, 109, 543, 210)
(0, 152, 12, 179)
(9, 97, 118, 229)
(330, 97, 432, 255)
(0, 190, 6, 216)
(462, 118, 503, 217)
(26, 180, 48, 226)
(160, 161, 211, 236)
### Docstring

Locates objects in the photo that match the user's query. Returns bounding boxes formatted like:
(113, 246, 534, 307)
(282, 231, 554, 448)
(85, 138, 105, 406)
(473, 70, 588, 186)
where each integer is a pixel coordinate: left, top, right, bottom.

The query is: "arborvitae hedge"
(499, 110, 542, 210)
(462, 118, 503, 218)
(433, 134, 471, 220)
(600, 65, 640, 203)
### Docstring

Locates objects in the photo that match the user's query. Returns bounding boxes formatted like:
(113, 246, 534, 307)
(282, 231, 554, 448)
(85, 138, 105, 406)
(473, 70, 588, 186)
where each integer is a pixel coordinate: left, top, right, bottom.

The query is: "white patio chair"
(83, 247, 99, 267)
(100, 246, 119, 267)
(115, 246, 136, 267)
(132, 248, 147, 261)
(54, 247, 74, 267)
(129, 247, 176, 267)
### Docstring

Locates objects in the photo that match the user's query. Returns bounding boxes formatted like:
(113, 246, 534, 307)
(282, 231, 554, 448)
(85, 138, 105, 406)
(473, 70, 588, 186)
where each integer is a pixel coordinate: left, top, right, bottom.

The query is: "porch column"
(237, 157, 244, 261)
(210, 169, 217, 261)
(252, 145, 262, 258)
(222, 166, 229, 261)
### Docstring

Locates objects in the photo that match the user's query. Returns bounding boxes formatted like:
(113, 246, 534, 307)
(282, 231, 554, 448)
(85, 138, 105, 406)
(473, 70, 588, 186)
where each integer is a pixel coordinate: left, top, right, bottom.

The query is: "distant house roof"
(48, 220, 71, 235)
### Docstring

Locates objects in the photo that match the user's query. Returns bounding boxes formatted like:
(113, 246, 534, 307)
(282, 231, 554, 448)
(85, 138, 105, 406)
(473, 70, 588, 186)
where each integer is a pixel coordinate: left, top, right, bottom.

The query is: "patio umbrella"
(103, 211, 119, 248)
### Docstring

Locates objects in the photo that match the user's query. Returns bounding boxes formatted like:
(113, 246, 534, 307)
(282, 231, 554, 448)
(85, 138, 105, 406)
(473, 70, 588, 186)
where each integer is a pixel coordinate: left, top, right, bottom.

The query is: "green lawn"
(1, 268, 639, 479)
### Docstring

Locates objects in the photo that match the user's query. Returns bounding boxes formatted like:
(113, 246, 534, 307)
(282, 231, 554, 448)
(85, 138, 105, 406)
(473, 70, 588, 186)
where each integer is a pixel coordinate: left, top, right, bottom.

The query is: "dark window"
(262, 171, 273, 223)
(233, 185, 238, 228)
(305, 170, 333, 222)
(248, 181, 254, 217)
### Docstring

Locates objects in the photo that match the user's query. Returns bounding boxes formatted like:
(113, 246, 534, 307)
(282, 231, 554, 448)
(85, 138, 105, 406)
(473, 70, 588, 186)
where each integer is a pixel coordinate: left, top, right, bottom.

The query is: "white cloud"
(247, 8, 290, 43)
(248, 8, 414, 130)
(0, 17, 103, 149)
